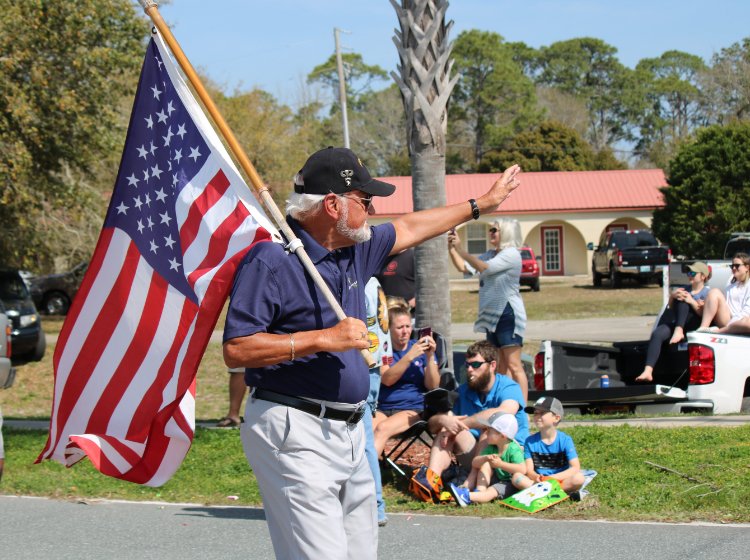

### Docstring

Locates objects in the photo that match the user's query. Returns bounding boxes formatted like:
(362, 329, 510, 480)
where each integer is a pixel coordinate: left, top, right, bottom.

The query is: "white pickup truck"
(533, 234, 750, 414)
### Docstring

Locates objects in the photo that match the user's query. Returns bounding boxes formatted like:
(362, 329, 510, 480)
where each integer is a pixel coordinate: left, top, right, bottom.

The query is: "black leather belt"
(254, 388, 366, 424)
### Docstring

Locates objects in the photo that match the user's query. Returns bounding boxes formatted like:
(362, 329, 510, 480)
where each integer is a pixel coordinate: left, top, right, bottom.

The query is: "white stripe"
(46, 232, 131, 459)
(107, 284, 191, 434)
(54, 257, 153, 455)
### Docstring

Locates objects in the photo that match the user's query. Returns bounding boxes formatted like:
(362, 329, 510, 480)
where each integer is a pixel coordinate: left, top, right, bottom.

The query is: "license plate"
(640, 265, 651, 272)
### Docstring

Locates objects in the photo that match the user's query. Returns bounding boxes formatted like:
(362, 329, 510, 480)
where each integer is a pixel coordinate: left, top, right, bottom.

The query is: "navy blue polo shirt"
(223, 216, 396, 403)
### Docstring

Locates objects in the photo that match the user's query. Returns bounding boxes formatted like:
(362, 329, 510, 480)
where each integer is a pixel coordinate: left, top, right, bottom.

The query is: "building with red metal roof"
(369, 169, 667, 277)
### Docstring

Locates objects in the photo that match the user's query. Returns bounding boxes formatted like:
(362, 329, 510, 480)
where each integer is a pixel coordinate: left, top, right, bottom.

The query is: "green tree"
(307, 52, 388, 108)
(482, 120, 596, 172)
(701, 37, 750, 123)
(652, 123, 750, 258)
(534, 38, 635, 151)
(482, 120, 625, 172)
(634, 50, 707, 167)
(0, 0, 147, 270)
(348, 85, 408, 176)
(449, 30, 540, 169)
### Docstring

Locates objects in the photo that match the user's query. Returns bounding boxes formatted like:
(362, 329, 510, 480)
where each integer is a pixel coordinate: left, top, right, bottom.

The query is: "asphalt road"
(3, 495, 748, 560)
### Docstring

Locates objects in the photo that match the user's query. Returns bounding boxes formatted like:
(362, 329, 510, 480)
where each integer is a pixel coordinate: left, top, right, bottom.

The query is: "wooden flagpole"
(138, 1, 374, 366)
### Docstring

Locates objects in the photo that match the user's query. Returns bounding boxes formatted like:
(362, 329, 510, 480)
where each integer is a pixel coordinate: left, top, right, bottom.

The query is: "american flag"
(36, 34, 278, 486)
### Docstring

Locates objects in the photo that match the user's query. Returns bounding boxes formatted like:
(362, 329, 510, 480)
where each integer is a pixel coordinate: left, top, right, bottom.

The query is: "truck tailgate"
(529, 384, 687, 406)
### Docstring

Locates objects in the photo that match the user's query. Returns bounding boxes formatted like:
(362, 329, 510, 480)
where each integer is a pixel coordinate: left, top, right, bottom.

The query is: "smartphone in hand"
(418, 326, 432, 340)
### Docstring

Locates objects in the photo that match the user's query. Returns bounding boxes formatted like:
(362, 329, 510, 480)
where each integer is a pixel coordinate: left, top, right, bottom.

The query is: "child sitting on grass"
(512, 396, 585, 495)
(447, 413, 525, 507)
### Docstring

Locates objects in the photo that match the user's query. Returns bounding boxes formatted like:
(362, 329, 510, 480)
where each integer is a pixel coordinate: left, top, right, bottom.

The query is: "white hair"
(286, 192, 326, 220)
(492, 218, 522, 250)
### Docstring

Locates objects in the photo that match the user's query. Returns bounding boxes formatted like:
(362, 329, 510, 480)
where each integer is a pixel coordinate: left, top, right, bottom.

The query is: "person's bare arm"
(223, 317, 369, 368)
(390, 165, 520, 255)
(462, 399, 520, 431)
(448, 231, 487, 273)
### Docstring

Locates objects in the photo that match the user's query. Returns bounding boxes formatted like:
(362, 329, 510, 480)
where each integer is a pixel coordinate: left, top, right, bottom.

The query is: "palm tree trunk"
(392, 0, 458, 370)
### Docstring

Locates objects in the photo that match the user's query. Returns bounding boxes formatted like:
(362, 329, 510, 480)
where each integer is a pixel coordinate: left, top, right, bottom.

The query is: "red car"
(519, 246, 540, 291)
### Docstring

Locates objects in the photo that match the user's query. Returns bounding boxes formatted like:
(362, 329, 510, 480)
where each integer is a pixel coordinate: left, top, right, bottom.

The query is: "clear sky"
(158, 0, 750, 105)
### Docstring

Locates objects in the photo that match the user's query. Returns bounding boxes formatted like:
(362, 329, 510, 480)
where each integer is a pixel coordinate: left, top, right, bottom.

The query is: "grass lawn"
(4, 425, 749, 523)
(6, 280, 740, 523)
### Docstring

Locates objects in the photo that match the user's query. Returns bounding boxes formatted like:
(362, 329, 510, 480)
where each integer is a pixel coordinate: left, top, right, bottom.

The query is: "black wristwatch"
(468, 198, 480, 220)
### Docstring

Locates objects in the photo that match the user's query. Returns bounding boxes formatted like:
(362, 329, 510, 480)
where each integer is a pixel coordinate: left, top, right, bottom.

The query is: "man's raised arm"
(389, 164, 520, 255)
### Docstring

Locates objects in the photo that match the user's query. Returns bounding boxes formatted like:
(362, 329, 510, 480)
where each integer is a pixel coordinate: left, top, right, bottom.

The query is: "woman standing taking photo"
(448, 218, 528, 400)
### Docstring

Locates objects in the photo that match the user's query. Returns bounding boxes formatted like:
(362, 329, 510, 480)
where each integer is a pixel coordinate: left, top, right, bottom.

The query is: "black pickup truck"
(589, 229, 671, 288)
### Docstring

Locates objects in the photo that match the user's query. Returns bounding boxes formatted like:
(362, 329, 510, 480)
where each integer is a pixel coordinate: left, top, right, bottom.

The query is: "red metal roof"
(372, 169, 667, 217)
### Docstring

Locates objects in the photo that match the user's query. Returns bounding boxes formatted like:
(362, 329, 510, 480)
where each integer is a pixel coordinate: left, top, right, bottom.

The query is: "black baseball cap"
(294, 147, 396, 197)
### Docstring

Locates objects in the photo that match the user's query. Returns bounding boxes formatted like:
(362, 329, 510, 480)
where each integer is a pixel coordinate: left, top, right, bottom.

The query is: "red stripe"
(126, 299, 198, 442)
(46, 243, 141, 456)
(186, 200, 251, 287)
(179, 169, 230, 253)
(121, 255, 246, 484)
(37, 230, 116, 463)
(85, 273, 169, 434)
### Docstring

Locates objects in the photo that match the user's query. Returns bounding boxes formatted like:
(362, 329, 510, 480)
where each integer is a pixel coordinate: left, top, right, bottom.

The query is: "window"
(466, 222, 488, 254)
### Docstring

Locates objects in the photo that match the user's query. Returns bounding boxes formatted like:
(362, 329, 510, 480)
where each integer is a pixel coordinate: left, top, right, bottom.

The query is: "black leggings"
(645, 300, 701, 368)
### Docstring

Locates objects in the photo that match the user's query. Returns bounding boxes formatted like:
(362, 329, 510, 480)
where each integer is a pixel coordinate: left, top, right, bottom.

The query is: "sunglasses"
(466, 360, 487, 369)
(488, 228, 498, 234)
(731, 263, 744, 270)
(341, 193, 373, 211)
(686, 271, 697, 277)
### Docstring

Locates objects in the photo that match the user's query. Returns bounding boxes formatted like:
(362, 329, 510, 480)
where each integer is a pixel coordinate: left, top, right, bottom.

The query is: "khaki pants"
(241, 396, 377, 560)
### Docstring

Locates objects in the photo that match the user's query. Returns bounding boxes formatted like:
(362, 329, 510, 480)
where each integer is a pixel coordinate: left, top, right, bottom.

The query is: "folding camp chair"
(380, 330, 458, 477)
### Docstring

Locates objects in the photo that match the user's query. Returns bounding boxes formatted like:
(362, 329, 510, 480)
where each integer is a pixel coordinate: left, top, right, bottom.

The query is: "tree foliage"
(700, 37, 750, 124)
(449, 30, 540, 169)
(482, 120, 625, 172)
(633, 50, 707, 167)
(307, 52, 388, 108)
(533, 38, 635, 151)
(652, 123, 750, 258)
(0, 0, 147, 270)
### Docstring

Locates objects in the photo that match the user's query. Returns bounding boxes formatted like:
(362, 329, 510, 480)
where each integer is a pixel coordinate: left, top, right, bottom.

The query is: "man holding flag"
(223, 147, 521, 559)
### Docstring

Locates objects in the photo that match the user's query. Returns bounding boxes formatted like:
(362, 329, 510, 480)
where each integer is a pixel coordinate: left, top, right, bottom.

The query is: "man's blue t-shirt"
(223, 217, 396, 404)
(523, 430, 578, 475)
(378, 339, 435, 411)
(453, 373, 529, 446)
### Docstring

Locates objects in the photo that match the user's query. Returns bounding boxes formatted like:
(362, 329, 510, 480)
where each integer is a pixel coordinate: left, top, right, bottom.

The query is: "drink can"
(600, 374, 609, 388)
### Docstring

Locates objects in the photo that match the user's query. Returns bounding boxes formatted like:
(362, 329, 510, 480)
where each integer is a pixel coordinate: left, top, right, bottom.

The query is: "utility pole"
(334, 27, 350, 148)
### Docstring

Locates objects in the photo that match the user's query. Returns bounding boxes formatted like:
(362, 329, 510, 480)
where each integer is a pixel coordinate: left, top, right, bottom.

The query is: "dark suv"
(28, 261, 87, 315)
(0, 269, 46, 364)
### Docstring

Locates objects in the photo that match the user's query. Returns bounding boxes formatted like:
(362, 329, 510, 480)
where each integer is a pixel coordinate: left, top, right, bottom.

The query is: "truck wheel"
(532, 278, 540, 292)
(609, 266, 622, 288)
(31, 332, 47, 362)
(592, 266, 602, 287)
(43, 291, 70, 315)
(741, 397, 750, 413)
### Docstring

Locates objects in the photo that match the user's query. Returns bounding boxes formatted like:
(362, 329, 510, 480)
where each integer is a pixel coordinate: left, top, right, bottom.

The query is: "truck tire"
(42, 291, 71, 315)
(609, 265, 622, 288)
(741, 397, 750, 413)
(532, 278, 540, 292)
(592, 265, 602, 287)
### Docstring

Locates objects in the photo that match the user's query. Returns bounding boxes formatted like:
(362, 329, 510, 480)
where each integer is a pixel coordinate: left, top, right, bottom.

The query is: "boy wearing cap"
(512, 396, 585, 493)
(447, 413, 526, 507)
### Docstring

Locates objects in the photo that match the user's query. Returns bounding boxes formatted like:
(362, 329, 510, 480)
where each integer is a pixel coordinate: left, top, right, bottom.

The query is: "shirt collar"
(286, 215, 331, 264)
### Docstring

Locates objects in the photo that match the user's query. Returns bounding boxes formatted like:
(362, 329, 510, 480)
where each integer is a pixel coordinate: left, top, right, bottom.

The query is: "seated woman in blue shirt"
(373, 299, 439, 456)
